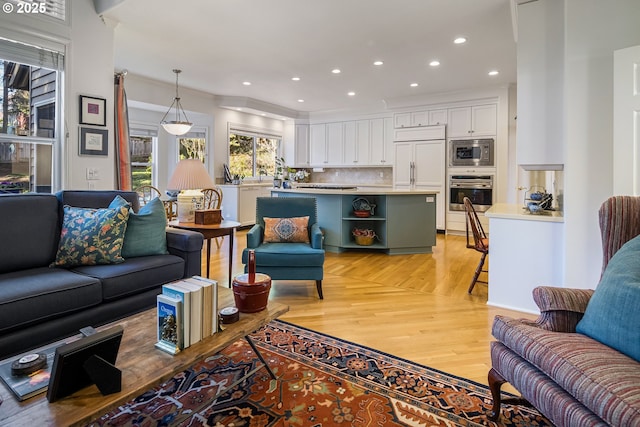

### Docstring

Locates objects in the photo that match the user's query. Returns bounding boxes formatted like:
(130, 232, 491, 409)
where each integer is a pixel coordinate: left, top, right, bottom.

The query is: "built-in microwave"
(449, 138, 494, 167)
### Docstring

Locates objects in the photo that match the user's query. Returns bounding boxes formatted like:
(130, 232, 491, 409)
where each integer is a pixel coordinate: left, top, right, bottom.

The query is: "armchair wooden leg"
(315, 280, 324, 300)
(468, 252, 487, 294)
(487, 368, 506, 421)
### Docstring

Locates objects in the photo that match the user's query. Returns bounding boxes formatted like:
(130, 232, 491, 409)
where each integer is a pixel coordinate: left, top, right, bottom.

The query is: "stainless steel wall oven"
(449, 175, 493, 212)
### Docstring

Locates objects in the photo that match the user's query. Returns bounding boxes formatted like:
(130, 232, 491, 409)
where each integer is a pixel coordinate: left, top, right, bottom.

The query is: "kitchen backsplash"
(309, 167, 393, 186)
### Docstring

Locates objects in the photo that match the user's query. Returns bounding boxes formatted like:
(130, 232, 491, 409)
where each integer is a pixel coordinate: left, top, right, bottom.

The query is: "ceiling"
(101, 0, 517, 118)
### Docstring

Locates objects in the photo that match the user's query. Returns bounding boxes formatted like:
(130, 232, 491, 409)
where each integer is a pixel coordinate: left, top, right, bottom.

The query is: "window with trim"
(0, 38, 63, 194)
(229, 127, 281, 178)
(130, 127, 157, 190)
(178, 128, 207, 162)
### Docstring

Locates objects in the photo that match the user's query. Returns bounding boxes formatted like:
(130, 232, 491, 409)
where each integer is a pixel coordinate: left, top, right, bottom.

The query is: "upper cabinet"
(369, 118, 393, 166)
(447, 104, 497, 138)
(293, 124, 310, 167)
(516, 0, 564, 167)
(394, 108, 448, 128)
(310, 123, 344, 166)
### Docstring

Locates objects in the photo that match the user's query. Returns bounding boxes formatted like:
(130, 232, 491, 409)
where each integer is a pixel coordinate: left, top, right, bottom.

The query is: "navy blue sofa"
(0, 190, 203, 359)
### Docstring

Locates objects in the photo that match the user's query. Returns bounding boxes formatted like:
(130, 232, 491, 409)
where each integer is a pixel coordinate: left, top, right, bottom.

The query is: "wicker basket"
(354, 235, 375, 246)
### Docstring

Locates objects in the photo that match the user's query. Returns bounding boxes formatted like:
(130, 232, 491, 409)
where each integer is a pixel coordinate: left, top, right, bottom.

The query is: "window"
(130, 135, 153, 189)
(0, 38, 63, 193)
(228, 127, 281, 178)
(178, 128, 207, 162)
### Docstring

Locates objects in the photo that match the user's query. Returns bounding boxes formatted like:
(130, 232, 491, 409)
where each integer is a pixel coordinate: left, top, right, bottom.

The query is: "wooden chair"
(464, 196, 489, 294)
(201, 187, 224, 247)
(134, 185, 161, 206)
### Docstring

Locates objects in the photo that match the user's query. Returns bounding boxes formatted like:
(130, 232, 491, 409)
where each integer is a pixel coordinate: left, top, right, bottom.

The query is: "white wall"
(563, 0, 640, 288)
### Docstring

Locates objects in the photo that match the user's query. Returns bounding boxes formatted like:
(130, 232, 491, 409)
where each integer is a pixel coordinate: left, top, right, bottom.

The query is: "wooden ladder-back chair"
(464, 196, 489, 294)
(134, 185, 161, 206)
(202, 187, 224, 247)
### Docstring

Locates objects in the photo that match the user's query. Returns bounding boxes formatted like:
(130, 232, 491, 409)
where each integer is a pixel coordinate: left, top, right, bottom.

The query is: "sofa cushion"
(0, 267, 102, 333)
(51, 205, 130, 267)
(493, 315, 640, 426)
(576, 234, 640, 361)
(71, 254, 184, 301)
(110, 195, 168, 258)
(263, 216, 310, 243)
(0, 193, 60, 274)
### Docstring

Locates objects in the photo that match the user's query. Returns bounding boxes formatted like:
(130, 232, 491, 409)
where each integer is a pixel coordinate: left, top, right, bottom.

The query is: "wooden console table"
(169, 219, 240, 286)
(0, 286, 288, 427)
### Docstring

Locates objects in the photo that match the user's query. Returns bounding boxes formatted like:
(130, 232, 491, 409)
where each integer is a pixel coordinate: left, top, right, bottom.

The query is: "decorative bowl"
(353, 210, 371, 218)
(354, 235, 375, 246)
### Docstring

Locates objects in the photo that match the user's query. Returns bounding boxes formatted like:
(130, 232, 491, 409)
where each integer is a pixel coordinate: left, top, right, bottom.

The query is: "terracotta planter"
(233, 250, 271, 313)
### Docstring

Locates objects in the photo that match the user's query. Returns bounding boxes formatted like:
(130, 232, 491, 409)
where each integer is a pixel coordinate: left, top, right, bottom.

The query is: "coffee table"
(0, 286, 288, 427)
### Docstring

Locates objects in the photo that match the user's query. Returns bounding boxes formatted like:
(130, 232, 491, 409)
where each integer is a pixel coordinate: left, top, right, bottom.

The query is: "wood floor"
(204, 229, 535, 390)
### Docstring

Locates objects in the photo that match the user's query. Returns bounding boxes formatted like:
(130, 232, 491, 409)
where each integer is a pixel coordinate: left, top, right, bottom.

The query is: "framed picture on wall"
(79, 95, 106, 126)
(79, 127, 108, 156)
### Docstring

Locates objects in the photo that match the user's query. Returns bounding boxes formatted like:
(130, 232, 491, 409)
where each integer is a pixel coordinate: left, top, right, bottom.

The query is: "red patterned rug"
(87, 320, 551, 427)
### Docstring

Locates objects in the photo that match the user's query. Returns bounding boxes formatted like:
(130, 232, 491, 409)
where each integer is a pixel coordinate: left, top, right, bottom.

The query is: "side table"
(168, 220, 240, 287)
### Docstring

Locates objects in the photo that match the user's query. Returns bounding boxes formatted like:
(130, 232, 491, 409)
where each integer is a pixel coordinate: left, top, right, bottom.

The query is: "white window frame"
(227, 123, 282, 179)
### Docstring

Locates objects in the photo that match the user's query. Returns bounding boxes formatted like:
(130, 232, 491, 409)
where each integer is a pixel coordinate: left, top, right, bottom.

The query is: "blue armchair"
(242, 197, 325, 299)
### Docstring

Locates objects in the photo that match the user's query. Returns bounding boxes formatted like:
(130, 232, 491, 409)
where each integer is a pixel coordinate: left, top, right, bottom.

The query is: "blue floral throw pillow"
(51, 205, 130, 267)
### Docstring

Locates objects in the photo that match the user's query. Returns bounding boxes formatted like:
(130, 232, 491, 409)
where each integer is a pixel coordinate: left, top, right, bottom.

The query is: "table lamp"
(167, 159, 216, 223)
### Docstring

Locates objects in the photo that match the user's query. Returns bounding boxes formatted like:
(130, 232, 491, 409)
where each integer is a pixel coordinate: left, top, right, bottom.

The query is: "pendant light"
(161, 69, 193, 135)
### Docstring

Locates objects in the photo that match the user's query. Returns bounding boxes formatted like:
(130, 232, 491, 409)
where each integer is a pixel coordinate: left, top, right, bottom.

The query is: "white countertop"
(272, 187, 438, 195)
(485, 203, 564, 223)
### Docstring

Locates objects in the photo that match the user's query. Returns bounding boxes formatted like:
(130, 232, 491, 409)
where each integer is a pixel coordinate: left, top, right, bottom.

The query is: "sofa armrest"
(310, 223, 323, 249)
(524, 286, 595, 332)
(246, 224, 263, 248)
(166, 227, 204, 278)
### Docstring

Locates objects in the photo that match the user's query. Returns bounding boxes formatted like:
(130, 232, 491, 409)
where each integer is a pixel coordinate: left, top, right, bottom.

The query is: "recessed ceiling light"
(429, 60, 440, 67)
(236, 108, 242, 111)
(373, 60, 384, 66)
(291, 77, 300, 81)
(347, 91, 356, 96)
(260, 113, 266, 116)
(488, 70, 499, 76)
(454, 37, 467, 44)
(332, 68, 341, 74)
(298, 99, 305, 103)
(410, 83, 419, 87)
(242, 81, 251, 86)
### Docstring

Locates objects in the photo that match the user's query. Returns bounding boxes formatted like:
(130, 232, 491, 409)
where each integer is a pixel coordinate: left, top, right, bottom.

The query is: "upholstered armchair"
(241, 197, 325, 299)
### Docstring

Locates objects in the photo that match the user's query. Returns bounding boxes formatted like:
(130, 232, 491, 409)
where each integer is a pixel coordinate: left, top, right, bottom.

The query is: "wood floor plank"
(204, 229, 534, 391)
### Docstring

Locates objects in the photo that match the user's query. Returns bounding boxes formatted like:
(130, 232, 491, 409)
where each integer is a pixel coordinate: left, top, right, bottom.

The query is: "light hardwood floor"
(205, 230, 535, 389)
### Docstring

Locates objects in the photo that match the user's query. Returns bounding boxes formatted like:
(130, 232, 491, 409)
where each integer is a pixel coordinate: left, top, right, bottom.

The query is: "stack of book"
(155, 276, 219, 355)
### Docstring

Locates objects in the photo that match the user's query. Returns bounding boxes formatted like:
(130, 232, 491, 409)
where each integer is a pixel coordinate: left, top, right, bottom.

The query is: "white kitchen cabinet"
(343, 120, 371, 165)
(428, 109, 447, 125)
(394, 139, 446, 229)
(447, 104, 497, 138)
(219, 184, 272, 227)
(309, 122, 343, 166)
(369, 118, 393, 165)
(294, 124, 309, 167)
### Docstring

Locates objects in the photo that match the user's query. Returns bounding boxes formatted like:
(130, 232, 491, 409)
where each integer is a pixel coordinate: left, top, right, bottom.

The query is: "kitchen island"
(272, 188, 438, 254)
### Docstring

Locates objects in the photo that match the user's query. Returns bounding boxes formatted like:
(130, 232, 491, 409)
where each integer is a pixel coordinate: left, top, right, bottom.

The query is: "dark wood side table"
(168, 220, 240, 287)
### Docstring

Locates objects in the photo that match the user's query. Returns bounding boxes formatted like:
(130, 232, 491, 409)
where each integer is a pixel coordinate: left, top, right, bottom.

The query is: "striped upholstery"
(524, 286, 595, 332)
(599, 196, 640, 276)
(493, 316, 640, 426)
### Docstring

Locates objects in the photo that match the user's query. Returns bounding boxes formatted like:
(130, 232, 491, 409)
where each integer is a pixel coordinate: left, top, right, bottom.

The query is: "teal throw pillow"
(576, 234, 640, 361)
(51, 205, 130, 267)
(110, 195, 168, 258)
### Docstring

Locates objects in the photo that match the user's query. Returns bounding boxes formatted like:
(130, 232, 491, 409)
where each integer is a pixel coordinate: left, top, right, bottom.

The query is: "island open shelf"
(271, 189, 437, 254)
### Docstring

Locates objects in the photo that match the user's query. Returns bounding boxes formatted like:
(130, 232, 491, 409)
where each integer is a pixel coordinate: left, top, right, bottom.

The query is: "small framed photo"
(79, 127, 108, 156)
(79, 95, 106, 126)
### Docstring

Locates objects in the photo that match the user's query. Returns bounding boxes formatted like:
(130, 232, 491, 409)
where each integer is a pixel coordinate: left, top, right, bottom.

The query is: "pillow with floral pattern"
(51, 205, 130, 267)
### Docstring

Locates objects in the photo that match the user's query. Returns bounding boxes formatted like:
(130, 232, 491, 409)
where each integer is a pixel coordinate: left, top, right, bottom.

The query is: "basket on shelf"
(352, 228, 377, 246)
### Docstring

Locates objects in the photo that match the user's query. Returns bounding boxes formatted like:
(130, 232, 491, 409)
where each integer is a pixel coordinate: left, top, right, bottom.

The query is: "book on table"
(172, 280, 203, 345)
(161, 282, 192, 348)
(155, 294, 183, 355)
(0, 344, 57, 401)
(185, 276, 219, 337)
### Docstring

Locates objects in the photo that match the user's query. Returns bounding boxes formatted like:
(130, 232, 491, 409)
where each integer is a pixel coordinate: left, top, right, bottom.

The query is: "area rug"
(87, 320, 552, 427)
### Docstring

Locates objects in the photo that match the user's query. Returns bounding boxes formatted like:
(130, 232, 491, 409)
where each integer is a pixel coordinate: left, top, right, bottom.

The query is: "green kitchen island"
(272, 188, 438, 254)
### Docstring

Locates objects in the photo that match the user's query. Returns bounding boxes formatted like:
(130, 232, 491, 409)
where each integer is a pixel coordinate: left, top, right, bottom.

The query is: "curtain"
(114, 72, 131, 190)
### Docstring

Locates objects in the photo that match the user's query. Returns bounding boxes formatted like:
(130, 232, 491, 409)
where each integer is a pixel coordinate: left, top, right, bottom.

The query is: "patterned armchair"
(487, 196, 640, 426)
(241, 197, 325, 299)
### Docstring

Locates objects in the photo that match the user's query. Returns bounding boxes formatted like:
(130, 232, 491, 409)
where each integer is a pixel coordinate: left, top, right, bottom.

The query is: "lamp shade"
(161, 121, 192, 136)
(167, 159, 216, 190)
